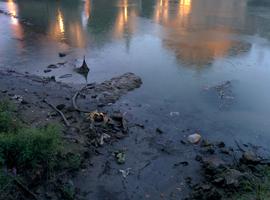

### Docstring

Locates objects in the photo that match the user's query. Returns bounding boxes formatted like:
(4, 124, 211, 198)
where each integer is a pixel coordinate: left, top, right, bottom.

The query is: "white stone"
(187, 133, 201, 144)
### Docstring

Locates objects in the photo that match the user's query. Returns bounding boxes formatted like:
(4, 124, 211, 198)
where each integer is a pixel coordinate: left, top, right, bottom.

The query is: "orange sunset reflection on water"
(153, 0, 248, 65)
(6, 0, 24, 49)
(4, 0, 249, 65)
(113, 0, 138, 40)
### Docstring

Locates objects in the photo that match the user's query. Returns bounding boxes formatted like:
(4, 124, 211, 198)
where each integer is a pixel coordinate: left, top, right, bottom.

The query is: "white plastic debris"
(119, 168, 132, 178)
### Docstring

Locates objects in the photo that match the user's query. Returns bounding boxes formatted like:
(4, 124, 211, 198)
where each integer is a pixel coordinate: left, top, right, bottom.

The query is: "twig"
(72, 85, 90, 113)
(43, 99, 70, 127)
(137, 161, 151, 179)
(13, 178, 39, 200)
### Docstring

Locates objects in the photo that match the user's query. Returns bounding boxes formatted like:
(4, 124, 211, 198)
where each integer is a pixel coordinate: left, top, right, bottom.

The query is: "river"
(1, 0, 270, 145)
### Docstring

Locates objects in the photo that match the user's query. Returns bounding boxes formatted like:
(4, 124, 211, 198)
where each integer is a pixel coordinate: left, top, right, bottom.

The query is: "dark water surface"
(1, 0, 270, 145)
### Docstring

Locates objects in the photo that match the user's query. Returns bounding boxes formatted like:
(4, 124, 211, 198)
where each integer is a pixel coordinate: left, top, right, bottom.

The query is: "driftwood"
(43, 99, 70, 127)
(72, 85, 90, 113)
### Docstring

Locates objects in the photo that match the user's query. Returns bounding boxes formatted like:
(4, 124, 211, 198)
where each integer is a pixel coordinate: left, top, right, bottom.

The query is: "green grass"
(0, 100, 63, 192)
(233, 167, 270, 200)
(0, 124, 62, 170)
(0, 100, 20, 133)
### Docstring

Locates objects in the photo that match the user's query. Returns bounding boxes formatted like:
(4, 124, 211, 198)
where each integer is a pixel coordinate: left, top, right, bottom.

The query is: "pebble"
(187, 133, 202, 144)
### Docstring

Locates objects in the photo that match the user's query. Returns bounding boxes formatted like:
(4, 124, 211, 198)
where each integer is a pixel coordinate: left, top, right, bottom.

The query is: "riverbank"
(0, 70, 142, 200)
(1, 70, 270, 200)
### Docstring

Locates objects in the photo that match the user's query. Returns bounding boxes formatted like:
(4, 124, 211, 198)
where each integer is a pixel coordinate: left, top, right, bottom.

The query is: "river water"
(1, 0, 270, 145)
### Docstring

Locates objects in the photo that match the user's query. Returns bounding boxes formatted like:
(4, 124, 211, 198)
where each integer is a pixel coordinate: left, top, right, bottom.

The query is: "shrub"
(0, 124, 62, 171)
(0, 100, 20, 133)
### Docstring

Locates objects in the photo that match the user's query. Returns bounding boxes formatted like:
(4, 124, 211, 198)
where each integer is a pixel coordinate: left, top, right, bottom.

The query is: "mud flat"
(1, 70, 270, 200)
(0, 70, 142, 200)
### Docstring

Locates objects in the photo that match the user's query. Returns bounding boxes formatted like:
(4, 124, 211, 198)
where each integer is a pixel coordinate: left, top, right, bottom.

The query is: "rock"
(217, 141, 225, 148)
(212, 177, 224, 185)
(201, 139, 213, 147)
(50, 76, 56, 81)
(202, 155, 225, 175)
(44, 69, 52, 73)
(56, 104, 65, 110)
(188, 133, 201, 144)
(220, 148, 230, 155)
(180, 140, 187, 145)
(111, 112, 123, 122)
(206, 146, 215, 154)
(47, 64, 58, 69)
(115, 132, 125, 139)
(21, 100, 29, 105)
(242, 151, 261, 164)
(224, 169, 245, 188)
(156, 128, 163, 134)
(174, 161, 189, 167)
(200, 184, 212, 191)
(195, 155, 202, 162)
(58, 52, 66, 57)
(191, 185, 221, 200)
(185, 176, 192, 184)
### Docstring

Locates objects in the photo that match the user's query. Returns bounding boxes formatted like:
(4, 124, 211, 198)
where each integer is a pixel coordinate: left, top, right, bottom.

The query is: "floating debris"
(204, 80, 235, 110)
(87, 111, 109, 123)
(119, 168, 132, 178)
(114, 151, 126, 164)
(170, 111, 179, 116)
(99, 133, 111, 145)
(11, 94, 23, 102)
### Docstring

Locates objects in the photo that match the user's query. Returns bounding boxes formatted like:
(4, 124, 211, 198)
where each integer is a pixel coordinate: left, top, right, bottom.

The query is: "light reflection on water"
(1, 0, 270, 144)
(0, 0, 254, 63)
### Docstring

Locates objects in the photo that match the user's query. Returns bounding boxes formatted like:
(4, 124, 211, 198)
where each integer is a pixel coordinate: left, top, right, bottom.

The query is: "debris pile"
(84, 111, 128, 147)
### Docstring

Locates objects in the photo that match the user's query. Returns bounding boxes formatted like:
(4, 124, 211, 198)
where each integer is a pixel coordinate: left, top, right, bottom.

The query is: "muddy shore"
(1, 70, 270, 200)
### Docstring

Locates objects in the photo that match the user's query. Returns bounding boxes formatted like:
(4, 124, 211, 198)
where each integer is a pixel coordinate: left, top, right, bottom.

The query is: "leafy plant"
(0, 100, 20, 133)
(0, 124, 62, 170)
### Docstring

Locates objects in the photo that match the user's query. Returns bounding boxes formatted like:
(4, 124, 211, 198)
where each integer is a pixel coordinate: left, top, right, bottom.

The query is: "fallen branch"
(43, 99, 70, 127)
(12, 177, 39, 200)
(72, 85, 90, 113)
